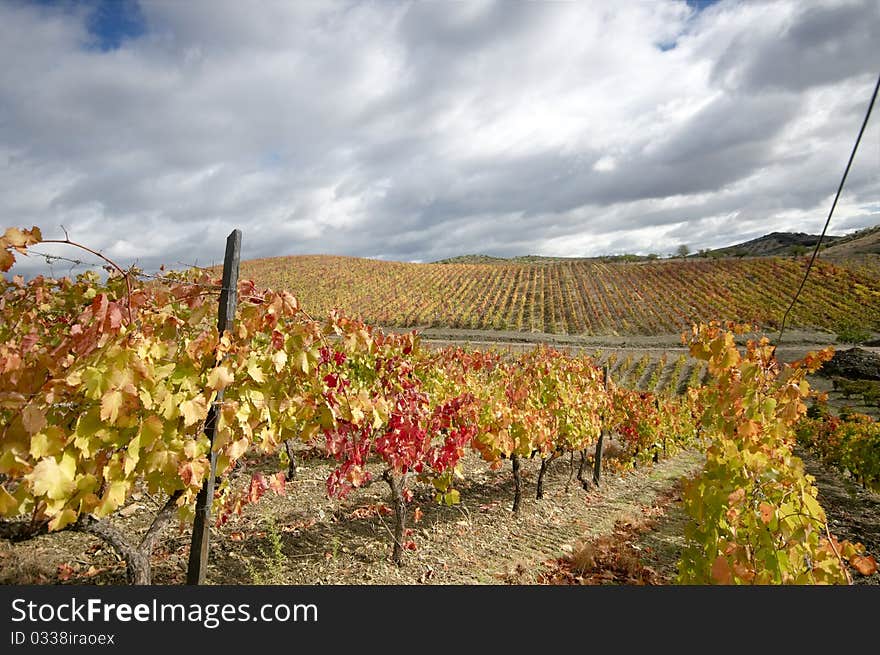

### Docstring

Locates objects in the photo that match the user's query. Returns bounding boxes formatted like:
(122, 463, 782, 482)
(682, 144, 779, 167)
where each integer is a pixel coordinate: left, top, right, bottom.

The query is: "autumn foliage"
(678, 322, 876, 583)
(1, 227, 872, 582)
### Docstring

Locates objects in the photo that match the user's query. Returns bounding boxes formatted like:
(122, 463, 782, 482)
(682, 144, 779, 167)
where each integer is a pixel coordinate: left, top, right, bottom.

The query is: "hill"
(238, 254, 880, 338)
(819, 224, 880, 258)
(705, 231, 843, 258)
(434, 253, 658, 265)
(434, 227, 880, 264)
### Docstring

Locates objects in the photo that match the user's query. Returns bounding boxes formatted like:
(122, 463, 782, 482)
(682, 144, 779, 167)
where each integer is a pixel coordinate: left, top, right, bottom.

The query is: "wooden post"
(187, 229, 241, 585)
(593, 365, 609, 487)
(511, 455, 522, 514)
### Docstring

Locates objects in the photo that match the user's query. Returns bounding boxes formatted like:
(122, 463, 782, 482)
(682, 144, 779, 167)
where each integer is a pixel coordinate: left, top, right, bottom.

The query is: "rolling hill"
(432, 226, 880, 263)
(238, 252, 880, 338)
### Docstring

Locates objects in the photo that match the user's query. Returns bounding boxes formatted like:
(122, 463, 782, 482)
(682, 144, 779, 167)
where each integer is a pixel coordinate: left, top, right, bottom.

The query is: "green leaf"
(29, 426, 65, 459)
(82, 366, 106, 400)
(801, 491, 824, 521)
(138, 415, 164, 449)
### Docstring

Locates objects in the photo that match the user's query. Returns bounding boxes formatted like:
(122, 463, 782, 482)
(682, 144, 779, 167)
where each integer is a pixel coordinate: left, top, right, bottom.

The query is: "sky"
(1, 0, 878, 278)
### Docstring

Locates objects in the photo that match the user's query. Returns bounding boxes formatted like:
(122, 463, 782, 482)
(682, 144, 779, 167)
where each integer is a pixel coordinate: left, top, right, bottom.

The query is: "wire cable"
(776, 72, 880, 345)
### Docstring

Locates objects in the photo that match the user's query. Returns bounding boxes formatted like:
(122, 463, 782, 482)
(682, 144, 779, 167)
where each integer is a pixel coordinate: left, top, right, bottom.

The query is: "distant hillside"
(705, 225, 880, 259)
(434, 253, 659, 265)
(706, 231, 843, 258)
(433, 254, 510, 264)
(819, 225, 880, 258)
(436, 228, 880, 264)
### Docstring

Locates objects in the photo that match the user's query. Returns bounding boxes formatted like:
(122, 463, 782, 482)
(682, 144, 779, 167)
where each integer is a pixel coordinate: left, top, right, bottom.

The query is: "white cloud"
(0, 0, 877, 278)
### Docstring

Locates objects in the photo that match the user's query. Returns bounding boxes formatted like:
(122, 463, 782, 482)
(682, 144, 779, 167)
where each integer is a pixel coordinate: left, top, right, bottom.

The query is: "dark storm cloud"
(711, 1, 880, 92)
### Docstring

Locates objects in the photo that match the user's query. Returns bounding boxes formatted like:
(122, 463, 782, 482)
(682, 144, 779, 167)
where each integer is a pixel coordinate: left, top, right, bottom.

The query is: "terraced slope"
(239, 255, 879, 337)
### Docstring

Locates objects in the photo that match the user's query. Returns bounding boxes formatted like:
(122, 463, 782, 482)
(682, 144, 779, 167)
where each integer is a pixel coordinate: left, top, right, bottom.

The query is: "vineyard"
(1, 226, 878, 586)
(239, 254, 880, 336)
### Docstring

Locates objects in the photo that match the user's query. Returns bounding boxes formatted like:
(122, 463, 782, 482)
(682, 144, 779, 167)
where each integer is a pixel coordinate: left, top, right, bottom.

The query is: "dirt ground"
(2, 441, 876, 586)
(0, 446, 703, 585)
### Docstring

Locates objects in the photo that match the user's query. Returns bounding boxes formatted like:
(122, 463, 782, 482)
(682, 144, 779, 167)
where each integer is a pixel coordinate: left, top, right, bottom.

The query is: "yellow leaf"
(94, 480, 128, 518)
(247, 359, 265, 383)
(206, 365, 234, 391)
(48, 508, 78, 531)
(159, 391, 179, 421)
(145, 450, 178, 477)
(29, 432, 51, 459)
(180, 396, 208, 427)
(1, 227, 23, 247)
(272, 350, 287, 373)
(124, 435, 140, 475)
(0, 486, 19, 514)
(28, 454, 76, 500)
(801, 491, 824, 520)
(138, 388, 153, 410)
(100, 390, 124, 424)
(226, 437, 249, 462)
(76, 474, 98, 493)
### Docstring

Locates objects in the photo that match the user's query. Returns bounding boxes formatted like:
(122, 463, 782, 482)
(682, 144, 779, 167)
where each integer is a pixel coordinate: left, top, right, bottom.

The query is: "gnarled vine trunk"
(382, 470, 407, 566)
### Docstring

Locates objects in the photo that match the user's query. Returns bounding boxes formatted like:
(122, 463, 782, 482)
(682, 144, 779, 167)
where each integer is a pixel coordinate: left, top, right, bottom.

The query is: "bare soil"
(0, 448, 704, 585)
(3, 441, 876, 586)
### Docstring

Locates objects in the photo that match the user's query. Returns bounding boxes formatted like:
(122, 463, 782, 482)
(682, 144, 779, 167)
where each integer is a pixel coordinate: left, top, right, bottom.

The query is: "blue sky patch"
(30, 0, 146, 50)
(686, 0, 723, 10)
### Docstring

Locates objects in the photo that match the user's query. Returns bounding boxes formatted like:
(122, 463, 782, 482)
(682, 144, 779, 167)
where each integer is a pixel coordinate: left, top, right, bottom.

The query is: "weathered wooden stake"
(187, 229, 241, 585)
(593, 365, 609, 487)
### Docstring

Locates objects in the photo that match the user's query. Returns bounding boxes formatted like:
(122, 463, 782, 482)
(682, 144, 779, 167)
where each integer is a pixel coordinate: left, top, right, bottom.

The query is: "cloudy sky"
(1, 0, 878, 277)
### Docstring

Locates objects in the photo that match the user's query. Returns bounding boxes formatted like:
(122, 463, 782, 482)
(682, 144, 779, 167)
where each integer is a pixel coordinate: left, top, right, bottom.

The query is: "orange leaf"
(727, 488, 745, 506)
(851, 555, 878, 576)
(758, 502, 774, 525)
(0, 248, 14, 272)
(57, 563, 75, 581)
(731, 561, 755, 582)
(711, 556, 732, 584)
